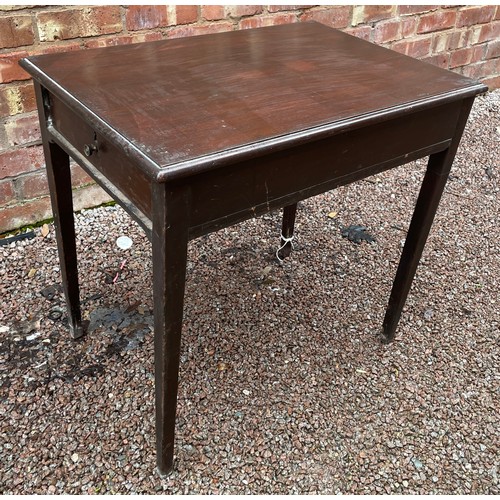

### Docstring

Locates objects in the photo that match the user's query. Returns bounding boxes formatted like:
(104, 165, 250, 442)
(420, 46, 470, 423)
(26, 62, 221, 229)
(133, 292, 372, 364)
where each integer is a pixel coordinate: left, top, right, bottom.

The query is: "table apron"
(47, 89, 462, 242)
(186, 101, 461, 238)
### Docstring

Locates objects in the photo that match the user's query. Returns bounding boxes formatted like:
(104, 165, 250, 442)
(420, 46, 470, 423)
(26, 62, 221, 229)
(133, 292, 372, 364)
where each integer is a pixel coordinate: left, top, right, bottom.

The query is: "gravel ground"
(0, 90, 498, 494)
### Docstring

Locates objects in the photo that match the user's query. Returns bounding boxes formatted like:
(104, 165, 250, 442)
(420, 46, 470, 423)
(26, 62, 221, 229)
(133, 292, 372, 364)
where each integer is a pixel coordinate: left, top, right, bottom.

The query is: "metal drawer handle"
(83, 143, 98, 157)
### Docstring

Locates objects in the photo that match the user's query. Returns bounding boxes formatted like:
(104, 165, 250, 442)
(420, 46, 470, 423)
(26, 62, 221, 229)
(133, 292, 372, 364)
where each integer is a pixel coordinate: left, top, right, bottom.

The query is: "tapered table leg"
(278, 203, 298, 260)
(152, 184, 189, 476)
(35, 83, 83, 339)
(382, 98, 474, 343)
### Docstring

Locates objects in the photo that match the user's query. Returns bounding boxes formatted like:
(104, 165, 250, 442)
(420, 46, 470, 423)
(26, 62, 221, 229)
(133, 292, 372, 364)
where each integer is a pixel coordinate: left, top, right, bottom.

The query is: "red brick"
(422, 53, 450, 69)
(239, 13, 298, 30)
(401, 17, 418, 38)
(36, 6, 121, 41)
(268, 5, 311, 13)
(227, 5, 263, 18)
(39, 42, 81, 56)
(392, 36, 432, 58)
(352, 5, 396, 25)
(4, 114, 40, 147)
(0, 82, 36, 117)
(0, 179, 15, 205)
(0, 15, 34, 49)
(482, 74, 500, 90)
(373, 19, 401, 43)
(417, 10, 457, 34)
(344, 25, 372, 41)
(300, 6, 352, 29)
(85, 35, 134, 49)
(132, 32, 163, 43)
(201, 5, 225, 21)
(485, 40, 500, 60)
(449, 47, 473, 68)
(125, 6, 169, 31)
(461, 58, 499, 79)
(86, 33, 163, 48)
(70, 164, 93, 187)
(175, 5, 198, 25)
(0, 145, 44, 180)
(398, 5, 438, 16)
(0, 51, 30, 84)
(471, 21, 500, 44)
(432, 30, 464, 54)
(457, 5, 496, 27)
(0, 196, 52, 233)
(168, 22, 233, 39)
(16, 170, 48, 199)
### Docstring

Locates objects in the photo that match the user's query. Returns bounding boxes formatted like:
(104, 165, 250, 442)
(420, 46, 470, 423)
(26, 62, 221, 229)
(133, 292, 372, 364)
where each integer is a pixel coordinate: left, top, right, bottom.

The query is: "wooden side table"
(21, 22, 487, 475)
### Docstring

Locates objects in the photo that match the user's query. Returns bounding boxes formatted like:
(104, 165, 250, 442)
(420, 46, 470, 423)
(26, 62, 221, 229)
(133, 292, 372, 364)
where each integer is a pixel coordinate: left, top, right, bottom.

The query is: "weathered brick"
(449, 47, 473, 68)
(227, 5, 263, 18)
(125, 6, 169, 31)
(352, 5, 396, 26)
(457, 5, 496, 27)
(485, 40, 500, 60)
(0, 15, 34, 49)
(0, 5, 35, 11)
(417, 10, 457, 34)
(0, 82, 36, 117)
(461, 58, 499, 79)
(201, 5, 225, 21)
(0, 51, 30, 84)
(300, 6, 352, 29)
(0, 145, 44, 180)
(0, 195, 52, 233)
(373, 19, 401, 43)
(0, 179, 15, 205)
(392, 36, 432, 58)
(168, 22, 233, 39)
(70, 164, 93, 187)
(85, 35, 133, 49)
(239, 13, 298, 30)
(482, 74, 500, 90)
(4, 114, 41, 147)
(401, 17, 418, 38)
(37, 6, 121, 42)
(398, 5, 438, 16)
(470, 21, 500, 45)
(422, 52, 450, 69)
(268, 5, 311, 13)
(344, 25, 372, 41)
(175, 5, 198, 24)
(39, 42, 81, 55)
(432, 30, 464, 54)
(15, 169, 48, 199)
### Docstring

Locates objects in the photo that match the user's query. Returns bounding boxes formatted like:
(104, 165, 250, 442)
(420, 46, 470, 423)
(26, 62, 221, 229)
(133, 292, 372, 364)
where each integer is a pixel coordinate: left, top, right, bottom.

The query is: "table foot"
(277, 203, 298, 261)
(69, 322, 85, 340)
(157, 462, 175, 478)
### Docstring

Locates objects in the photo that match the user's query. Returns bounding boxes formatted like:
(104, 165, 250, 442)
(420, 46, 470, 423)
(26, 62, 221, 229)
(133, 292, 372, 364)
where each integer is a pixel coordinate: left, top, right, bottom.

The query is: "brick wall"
(1, 5, 498, 233)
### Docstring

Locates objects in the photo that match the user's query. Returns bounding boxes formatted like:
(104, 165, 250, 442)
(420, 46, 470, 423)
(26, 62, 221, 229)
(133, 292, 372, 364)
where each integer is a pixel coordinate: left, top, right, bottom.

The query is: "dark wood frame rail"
(20, 22, 487, 475)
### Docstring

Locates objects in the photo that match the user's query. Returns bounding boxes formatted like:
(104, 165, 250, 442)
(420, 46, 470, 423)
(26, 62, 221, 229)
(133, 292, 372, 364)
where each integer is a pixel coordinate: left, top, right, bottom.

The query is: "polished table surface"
(21, 22, 487, 475)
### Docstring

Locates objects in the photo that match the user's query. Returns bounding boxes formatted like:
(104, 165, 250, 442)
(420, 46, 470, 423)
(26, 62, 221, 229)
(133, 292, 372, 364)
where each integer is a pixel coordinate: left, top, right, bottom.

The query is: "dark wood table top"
(22, 22, 485, 181)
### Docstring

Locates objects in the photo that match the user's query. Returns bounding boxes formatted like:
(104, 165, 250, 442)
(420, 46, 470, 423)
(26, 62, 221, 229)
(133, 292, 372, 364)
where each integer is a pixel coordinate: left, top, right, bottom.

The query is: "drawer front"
(188, 101, 461, 236)
(49, 94, 152, 220)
